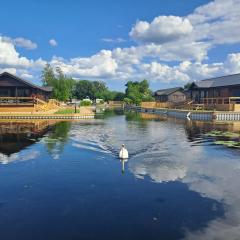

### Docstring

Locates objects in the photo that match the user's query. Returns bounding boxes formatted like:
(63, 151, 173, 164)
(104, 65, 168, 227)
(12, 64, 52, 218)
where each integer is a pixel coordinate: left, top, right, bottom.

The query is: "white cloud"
(223, 53, 240, 74)
(50, 50, 118, 78)
(13, 37, 37, 50)
(130, 16, 193, 44)
(1, 36, 37, 50)
(139, 62, 190, 83)
(189, 0, 240, 44)
(49, 39, 58, 47)
(0, 67, 17, 75)
(0, 36, 32, 67)
(20, 72, 34, 79)
(0, 36, 46, 79)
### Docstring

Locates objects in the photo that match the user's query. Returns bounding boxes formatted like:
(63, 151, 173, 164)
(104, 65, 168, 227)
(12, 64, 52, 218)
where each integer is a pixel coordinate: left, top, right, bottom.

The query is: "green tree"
(74, 80, 95, 99)
(41, 64, 75, 101)
(124, 79, 154, 105)
(41, 63, 55, 86)
(184, 82, 193, 90)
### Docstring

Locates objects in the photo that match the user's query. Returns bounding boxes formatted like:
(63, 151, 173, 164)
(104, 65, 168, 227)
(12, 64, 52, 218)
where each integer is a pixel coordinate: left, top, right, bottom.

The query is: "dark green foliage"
(124, 79, 154, 105)
(45, 122, 71, 154)
(41, 64, 75, 101)
(74, 80, 97, 99)
(42, 64, 152, 104)
(184, 82, 194, 90)
(74, 80, 125, 101)
(80, 100, 92, 106)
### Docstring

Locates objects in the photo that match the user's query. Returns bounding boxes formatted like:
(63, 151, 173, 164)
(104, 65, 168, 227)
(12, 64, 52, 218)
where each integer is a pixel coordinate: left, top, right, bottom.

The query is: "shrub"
(80, 99, 92, 106)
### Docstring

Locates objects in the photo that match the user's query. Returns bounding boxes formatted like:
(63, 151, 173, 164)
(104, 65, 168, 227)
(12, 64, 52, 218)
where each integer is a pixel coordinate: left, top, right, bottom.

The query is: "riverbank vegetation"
(54, 108, 80, 114)
(124, 80, 154, 105)
(42, 64, 153, 105)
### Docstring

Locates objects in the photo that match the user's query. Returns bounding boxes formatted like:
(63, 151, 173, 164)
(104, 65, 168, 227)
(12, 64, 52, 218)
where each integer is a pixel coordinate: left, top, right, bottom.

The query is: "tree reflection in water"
(44, 121, 72, 159)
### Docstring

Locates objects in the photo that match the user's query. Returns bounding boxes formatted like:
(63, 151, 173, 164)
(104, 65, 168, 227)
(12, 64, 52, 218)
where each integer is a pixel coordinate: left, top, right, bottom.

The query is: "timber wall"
(126, 105, 240, 121)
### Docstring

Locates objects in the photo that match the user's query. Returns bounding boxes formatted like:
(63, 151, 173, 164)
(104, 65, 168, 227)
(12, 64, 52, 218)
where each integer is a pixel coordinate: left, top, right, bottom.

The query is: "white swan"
(119, 144, 129, 159)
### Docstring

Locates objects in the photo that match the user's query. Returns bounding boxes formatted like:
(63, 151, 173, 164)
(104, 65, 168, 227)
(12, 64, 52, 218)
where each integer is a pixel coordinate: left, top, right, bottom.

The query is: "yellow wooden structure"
(0, 97, 61, 113)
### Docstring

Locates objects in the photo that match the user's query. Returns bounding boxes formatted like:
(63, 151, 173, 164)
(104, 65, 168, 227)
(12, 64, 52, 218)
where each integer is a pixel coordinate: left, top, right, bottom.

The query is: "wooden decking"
(0, 97, 62, 113)
(142, 97, 240, 112)
(0, 97, 95, 119)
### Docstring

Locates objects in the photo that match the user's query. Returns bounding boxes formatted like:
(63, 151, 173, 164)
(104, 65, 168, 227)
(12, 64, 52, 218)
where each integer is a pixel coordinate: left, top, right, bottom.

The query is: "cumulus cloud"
(49, 39, 58, 47)
(223, 53, 240, 74)
(0, 36, 46, 79)
(20, 72, 34, 79)
(13, 37, 37, 50)
(50, 50, 118, 78)
(0, 36, 33, 68)
(139, 62, 190, 83)
(1, 36, 37, 50)
(0, 67, 17, 75)
(189, 0, 240, 44)
(130, 16, 193, 44)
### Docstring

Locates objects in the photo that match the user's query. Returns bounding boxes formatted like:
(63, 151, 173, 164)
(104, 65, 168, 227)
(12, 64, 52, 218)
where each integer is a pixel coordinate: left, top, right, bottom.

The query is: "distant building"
(95, 98, 104, 104)
(188, 73, 240, 103)
(0, 72, 52, 101)
(154, 87, 186, 103)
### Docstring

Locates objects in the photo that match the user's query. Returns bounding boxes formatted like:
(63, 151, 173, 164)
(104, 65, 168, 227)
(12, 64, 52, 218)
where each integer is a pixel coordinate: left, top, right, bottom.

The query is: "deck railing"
(0, 97, 34, 105)
(200, 97, 240, 105)
(0, 97, 62, 112)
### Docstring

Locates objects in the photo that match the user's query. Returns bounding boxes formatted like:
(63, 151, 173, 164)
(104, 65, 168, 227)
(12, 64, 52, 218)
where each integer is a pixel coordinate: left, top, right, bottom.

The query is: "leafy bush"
(80, 99, 92, 106)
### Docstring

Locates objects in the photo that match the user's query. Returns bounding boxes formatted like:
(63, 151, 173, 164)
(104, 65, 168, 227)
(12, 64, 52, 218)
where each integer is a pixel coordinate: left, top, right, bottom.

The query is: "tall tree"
(124, 79, 154, 105)
(41, 64, 75, 101)
(41, 63, 55, 86)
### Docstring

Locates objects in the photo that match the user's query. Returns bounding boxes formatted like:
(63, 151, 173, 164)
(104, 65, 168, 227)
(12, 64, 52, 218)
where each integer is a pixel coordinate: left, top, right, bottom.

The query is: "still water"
(0, 110, 240, 240)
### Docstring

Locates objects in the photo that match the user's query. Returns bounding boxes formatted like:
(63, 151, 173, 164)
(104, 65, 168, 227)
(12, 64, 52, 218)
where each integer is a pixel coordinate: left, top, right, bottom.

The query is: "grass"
(54, 108, 80, 114)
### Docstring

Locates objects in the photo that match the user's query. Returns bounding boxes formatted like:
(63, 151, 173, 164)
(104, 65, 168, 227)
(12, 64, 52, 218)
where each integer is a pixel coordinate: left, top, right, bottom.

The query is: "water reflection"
(0, 120, 55, 164)
(0, 111, 240, 239)
(120, 158, 128, 174)
(0, 120, 51, 155)
(124, 113, 240, 239)
(0, 120, 72, 163)
(44, 121, 72, 159)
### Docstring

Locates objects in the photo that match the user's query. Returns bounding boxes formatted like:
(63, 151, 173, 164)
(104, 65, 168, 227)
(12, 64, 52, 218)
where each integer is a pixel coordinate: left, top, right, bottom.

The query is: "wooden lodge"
(154, 87, 186, 103)
(0, 72, 55, 112)
(143, 87, 187, 109)
(142, 73, 240, 112)
(0, 72, 52, 101)
(188, 73, 240, 111)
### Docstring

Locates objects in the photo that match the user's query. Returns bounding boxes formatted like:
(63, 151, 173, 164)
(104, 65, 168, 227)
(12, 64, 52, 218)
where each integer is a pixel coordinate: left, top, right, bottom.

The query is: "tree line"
(42, 64, 154, 104)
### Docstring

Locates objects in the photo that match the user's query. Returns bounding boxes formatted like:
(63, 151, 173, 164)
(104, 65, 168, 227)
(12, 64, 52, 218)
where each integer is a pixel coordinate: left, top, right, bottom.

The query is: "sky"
(0, 0, 240, 91)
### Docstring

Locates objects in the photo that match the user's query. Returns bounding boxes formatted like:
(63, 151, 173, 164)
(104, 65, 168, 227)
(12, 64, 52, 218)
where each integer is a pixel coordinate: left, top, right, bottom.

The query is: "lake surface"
(0, 110, 240, 240)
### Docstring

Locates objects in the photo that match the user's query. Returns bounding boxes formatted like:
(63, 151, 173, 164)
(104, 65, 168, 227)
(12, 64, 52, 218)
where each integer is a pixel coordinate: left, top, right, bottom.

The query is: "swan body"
(119, 145, 129, 159)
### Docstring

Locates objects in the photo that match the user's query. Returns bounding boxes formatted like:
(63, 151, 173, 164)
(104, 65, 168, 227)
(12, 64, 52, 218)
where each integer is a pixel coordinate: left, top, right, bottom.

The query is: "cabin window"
(0, 89, 10, 97)
(17, 89, 31, 97)
(213, 89, 220, 97)
(232, 89, 240, 97)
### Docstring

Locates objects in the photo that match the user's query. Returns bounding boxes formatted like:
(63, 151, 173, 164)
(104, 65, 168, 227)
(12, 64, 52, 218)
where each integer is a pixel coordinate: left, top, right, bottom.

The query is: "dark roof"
(193, 73, 240, 88)
(155, 87, 183, 96)
(0, 72, 53, 92)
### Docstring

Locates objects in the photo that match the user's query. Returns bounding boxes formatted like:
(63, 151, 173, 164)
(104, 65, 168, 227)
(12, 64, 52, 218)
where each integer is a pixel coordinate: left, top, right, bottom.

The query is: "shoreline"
(126, 105, 240, 122)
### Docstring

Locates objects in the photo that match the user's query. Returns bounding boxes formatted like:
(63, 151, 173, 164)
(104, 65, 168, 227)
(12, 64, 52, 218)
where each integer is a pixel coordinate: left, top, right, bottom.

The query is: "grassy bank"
(54, 108, 80, 114)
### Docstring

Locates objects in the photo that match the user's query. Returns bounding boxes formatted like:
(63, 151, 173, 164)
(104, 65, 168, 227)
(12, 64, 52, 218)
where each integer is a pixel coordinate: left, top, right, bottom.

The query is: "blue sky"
(0, 0, 240, 90)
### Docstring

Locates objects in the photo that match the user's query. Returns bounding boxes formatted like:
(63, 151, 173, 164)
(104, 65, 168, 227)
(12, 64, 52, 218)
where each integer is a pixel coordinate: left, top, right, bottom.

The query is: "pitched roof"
(193, 73, 240, 88)
(155, 87, 183, 96)
(0, 72, 53, 92)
